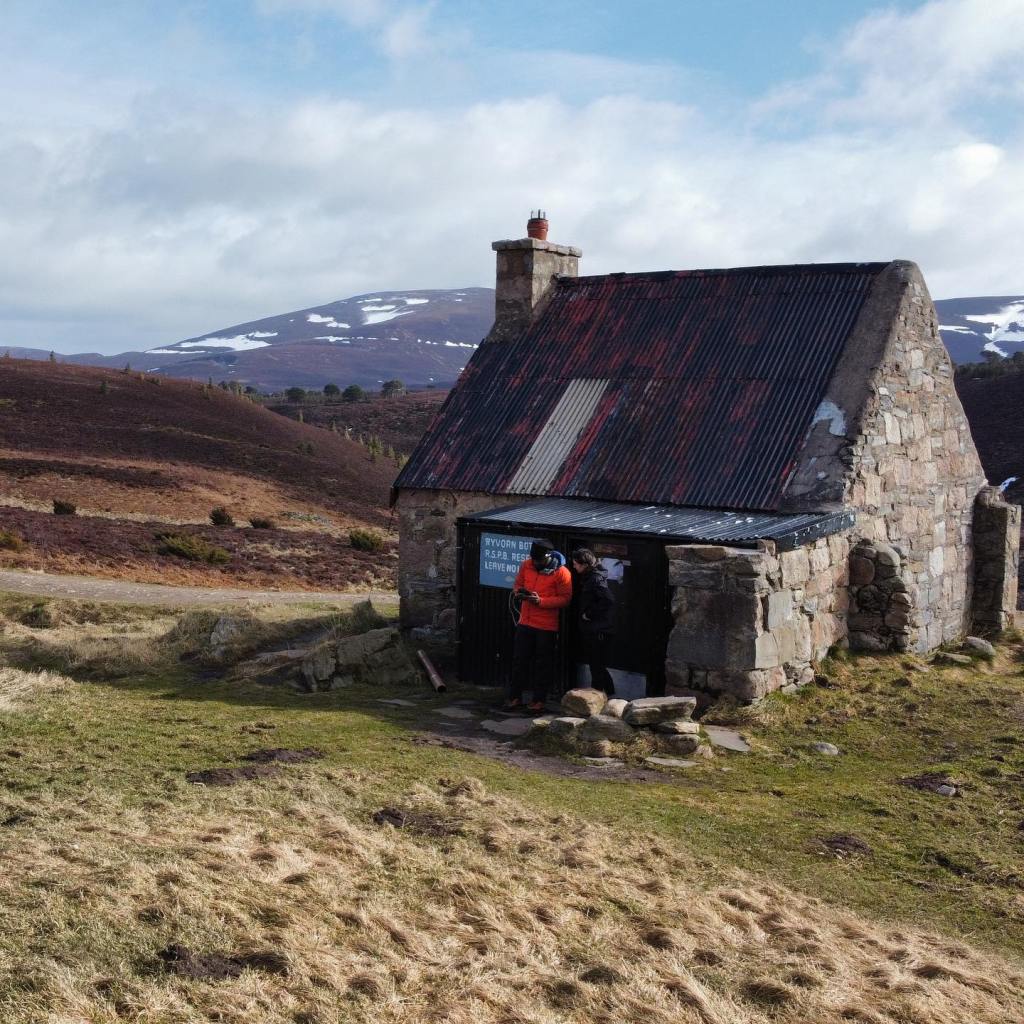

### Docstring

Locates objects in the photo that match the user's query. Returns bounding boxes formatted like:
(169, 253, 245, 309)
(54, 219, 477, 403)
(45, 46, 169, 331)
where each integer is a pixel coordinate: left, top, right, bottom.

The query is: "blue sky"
(1, 0, 1022, 353)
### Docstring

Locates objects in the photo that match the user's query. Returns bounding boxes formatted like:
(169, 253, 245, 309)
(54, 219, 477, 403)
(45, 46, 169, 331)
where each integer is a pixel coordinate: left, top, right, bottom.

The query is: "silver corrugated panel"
(507, 378, 609, 495)
(467, 498, 854, 551)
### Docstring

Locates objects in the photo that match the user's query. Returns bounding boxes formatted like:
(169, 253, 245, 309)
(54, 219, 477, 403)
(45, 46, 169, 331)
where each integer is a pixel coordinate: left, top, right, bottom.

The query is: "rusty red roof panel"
(395, 262, 888, 511)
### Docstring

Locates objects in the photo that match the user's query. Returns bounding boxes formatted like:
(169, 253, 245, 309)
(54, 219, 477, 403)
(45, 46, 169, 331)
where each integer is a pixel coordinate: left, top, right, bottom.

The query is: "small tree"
(381, 378, 405, 398)
(122, 363, 131, 373)
(48, 351, 57, 363)
(53, 500, 77, 516)
(342, 384, 364, 403)
(285, 386, 306, 403)
(323, 383, 341, 397)
(99, 380, 108, 395)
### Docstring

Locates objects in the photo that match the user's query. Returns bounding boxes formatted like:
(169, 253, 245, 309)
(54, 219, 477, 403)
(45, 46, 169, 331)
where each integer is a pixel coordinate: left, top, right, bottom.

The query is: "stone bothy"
(392, 216, 1020, 701)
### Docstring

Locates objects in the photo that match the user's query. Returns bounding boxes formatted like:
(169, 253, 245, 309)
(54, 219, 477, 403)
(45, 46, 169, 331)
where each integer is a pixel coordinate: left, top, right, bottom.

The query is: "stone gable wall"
(845, 271, 986, 650)
(784, 262, 991, 651)
(665, 534, 849, 701)
(396, 488, 523, 657)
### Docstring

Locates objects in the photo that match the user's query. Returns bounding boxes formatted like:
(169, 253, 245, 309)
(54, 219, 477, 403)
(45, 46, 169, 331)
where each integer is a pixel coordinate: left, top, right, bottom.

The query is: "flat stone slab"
(644, 756, 698, 769)
(624, 696, 697, 726)
(583, 757, 625, 767)
(703, 725, 751, 753)
(376, 699, 419, 707)
(479, 717, 534, 737)
(436, 707, 478, 720)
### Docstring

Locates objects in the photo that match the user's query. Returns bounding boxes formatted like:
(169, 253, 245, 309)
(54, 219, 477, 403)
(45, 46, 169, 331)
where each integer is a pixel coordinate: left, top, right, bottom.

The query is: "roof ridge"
(561, 261, 893, 286)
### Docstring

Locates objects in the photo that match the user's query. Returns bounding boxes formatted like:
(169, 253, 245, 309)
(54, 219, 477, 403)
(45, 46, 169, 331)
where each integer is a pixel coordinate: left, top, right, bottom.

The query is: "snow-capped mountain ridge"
(936, 295, 1024, 363)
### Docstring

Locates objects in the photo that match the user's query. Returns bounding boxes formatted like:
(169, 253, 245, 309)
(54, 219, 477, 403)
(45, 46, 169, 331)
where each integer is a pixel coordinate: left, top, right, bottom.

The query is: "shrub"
(52, 500, 77, 516)
(342, 384, 364, 403)
(209, 507, 234, 527)
(0, 529, 26, 552)
(157, 533, 231, 564)
(285, 386, 307, 403)
(349, 528, 386, 553)
(323, 383, 340, 397)
(20, 601, 56, 628)
(249, 517, 274, 530)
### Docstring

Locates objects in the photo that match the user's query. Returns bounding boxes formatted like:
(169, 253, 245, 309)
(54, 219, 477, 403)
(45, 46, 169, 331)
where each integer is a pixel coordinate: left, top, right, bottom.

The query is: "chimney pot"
(526, 210, 549, 241)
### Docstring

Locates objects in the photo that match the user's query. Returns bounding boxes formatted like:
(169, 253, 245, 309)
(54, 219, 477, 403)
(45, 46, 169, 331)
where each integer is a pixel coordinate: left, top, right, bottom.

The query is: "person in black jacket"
(571, 548, 616, 695)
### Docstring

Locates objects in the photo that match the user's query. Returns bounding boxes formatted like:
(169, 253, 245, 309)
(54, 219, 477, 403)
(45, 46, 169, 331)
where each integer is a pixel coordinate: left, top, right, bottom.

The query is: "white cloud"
(1, 0, 1023, 353)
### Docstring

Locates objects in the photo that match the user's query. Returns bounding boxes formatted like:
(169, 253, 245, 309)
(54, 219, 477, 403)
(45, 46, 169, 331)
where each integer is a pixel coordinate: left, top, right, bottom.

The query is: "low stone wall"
(847, 540, 916, 652)
(972, 486, 1022, 632)
(664, 534, 850, 701)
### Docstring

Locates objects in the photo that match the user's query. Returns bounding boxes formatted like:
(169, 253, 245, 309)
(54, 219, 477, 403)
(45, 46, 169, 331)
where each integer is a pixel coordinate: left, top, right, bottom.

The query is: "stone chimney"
(485, 210, 581, 343)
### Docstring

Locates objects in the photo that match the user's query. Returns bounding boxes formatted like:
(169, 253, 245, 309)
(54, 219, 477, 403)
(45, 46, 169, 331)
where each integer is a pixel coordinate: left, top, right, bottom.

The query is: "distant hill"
(6, 289, 1024, 387)
(0, 359, 398, 589)
(936, 296, 1024, 364)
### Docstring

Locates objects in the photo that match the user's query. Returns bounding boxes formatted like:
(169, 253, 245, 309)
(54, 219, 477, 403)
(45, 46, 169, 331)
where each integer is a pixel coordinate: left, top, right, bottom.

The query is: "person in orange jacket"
(505, 538, 573, 713)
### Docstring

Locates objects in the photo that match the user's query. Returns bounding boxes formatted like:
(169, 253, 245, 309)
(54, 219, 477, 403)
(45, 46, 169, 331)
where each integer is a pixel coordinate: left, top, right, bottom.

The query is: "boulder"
(604, 698, 629, 719)
(578, 714, 636, 743)
(581, 739, 614, 758)
(811, 741, 840, 756)
(561, 688, 608, 717)
(963, 636, 996, 661)
(209, 614, 258, 661)
(658, 733, 700, 755)
(623, 696, 697, 726)
(298, 626, 418, 691)
(653, 719, 700, 735)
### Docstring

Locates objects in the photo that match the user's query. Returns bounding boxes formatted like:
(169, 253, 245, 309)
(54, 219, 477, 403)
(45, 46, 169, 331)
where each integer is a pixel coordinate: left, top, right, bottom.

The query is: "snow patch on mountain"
(307, 314, 351, 329)
(363, 307, 414, 326)
(179, 336, 272, 351)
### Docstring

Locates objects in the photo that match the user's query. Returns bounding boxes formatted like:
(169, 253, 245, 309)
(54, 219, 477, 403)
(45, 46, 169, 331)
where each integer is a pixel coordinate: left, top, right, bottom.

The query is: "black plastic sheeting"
(461, 498, 855, 552)
(396, 262, 888, 512)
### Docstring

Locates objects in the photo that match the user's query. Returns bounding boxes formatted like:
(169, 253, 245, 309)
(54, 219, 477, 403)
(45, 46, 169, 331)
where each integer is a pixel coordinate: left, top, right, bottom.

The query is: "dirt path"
(0, 568, 395, 608)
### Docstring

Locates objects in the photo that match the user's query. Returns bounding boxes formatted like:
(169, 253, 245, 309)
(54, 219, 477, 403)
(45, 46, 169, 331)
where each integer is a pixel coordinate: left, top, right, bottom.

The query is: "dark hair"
(571, 548, 598, 568)
(530, 539, 554, 559)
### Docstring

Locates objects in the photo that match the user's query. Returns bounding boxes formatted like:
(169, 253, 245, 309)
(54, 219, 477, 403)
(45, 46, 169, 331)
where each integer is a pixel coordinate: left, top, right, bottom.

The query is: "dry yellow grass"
(0, 665, 74, 712)
(1, 762, 1021, 1024)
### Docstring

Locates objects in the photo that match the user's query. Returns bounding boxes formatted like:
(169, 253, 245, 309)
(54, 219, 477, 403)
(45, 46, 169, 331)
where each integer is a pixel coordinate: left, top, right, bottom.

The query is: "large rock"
(300, 627, 418, 691)
(561, 688, 608, 717)
(623, 696, 697, 726)
(658, 733, 701, 755)
(578, 714, 636, 743)
(604, 698, 629, 719)
(209, 614, 258, 661)
(653, 719, 700, 735)
(963, 636, 996, 660)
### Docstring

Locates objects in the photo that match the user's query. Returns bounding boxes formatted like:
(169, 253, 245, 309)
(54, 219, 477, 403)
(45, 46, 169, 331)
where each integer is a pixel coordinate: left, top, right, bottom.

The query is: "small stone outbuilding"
(392, 216, 1020, 701)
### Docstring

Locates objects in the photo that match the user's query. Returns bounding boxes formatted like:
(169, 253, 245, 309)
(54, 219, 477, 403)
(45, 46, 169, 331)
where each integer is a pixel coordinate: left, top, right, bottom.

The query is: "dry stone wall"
(847, 540, 915, 651)
(665, 534, 849, 701)
(972, 486, 1021, 632)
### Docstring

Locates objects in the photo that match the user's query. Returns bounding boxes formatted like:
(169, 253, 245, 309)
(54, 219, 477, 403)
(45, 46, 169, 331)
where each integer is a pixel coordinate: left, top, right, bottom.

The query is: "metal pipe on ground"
(417, 650, 447, 693)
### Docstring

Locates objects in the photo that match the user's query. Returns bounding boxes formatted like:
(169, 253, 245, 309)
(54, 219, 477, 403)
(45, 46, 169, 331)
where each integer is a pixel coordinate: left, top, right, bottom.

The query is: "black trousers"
(510, 625, 557, 704)
(582, 631, 615, 695)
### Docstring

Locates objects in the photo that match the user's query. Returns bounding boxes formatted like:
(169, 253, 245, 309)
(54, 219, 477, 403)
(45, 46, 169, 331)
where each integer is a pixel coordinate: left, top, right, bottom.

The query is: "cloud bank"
(0, 0, 1022, 353)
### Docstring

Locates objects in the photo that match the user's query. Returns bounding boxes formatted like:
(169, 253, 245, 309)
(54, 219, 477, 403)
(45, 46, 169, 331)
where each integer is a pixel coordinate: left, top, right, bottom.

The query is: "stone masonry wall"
(783, 262, 988, 652)
(847, 540, 914, 651)
(665, 533, 850, 701)
(972, 486, 1021, 632)
(396, 488, 523, 658)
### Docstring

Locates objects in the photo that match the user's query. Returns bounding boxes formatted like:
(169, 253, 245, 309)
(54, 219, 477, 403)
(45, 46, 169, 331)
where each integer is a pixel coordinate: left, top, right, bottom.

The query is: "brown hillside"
(0, 360, 398, 589)
(269, 389, 448, 458)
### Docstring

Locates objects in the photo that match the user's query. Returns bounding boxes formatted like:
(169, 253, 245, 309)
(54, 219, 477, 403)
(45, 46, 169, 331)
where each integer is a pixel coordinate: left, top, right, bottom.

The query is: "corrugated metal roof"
(507, 378, 609, 494)
(463, 499, 854, 552)
(396, 262, 889, 511)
